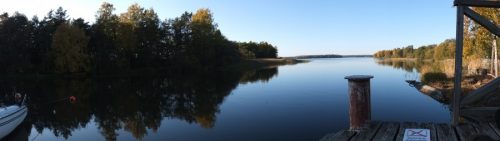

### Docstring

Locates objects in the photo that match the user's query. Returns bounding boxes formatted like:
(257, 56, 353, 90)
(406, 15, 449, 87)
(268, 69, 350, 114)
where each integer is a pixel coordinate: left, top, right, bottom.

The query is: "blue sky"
(0, 0, 456, 56)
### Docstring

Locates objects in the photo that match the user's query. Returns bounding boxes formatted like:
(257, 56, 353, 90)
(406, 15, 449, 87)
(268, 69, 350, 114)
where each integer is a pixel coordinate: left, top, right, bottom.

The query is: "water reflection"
(375, 59, 455, 78)
(376, 59, 460, 84)
(0, 68, 278, 141)
(1, 121, 30, 141)
(375, 59, 490, 104)
(375, 59, 486, 82)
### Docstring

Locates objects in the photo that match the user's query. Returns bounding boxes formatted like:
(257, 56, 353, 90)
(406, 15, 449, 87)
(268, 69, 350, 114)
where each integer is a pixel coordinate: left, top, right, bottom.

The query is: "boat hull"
(0, 105, 28, 139)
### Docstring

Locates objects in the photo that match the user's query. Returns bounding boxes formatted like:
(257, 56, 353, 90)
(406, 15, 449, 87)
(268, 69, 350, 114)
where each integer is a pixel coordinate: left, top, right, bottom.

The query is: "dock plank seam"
(488, 122, 500, 138)
(368, 123, 383, 141)
(452, 127, 461, 141)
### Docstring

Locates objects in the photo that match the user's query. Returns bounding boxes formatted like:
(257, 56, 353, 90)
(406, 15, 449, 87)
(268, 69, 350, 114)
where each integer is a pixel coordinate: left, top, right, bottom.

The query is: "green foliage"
(433, 39, 455, 60)
(374, 39, 458, 60)
(91, 2, 120, 73)
(0, 3, 279, 74)
(51, 23, 90, 73)
(464, 7, 499, 60)
(421, 72, 448, 84)
(0, 12, 33, 73)
(238, 41, 278, 59)
(375, 7, 499, 61)
(189, 8, 219, 68)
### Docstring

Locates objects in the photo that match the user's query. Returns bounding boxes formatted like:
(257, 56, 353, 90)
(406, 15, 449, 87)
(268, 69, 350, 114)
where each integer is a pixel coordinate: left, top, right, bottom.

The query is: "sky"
(0, 0, 457, 56)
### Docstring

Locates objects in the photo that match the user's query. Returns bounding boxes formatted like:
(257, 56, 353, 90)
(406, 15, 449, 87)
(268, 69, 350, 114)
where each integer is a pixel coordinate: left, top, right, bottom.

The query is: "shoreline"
(0, 58, 309, 79)
(222, 58, 309, 71)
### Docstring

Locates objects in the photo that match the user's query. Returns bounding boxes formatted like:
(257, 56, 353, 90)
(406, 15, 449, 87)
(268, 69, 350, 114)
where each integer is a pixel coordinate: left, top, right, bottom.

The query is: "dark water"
(1, 58, 451, 141)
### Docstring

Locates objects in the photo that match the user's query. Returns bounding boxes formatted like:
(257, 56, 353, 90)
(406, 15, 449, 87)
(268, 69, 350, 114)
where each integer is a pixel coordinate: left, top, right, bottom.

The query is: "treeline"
(238, 42, 277, 59)
(374, 7, 499, 60)
(374, 39, 455, 60)
(294, 54, 373, 59)
(295, 54, 342, 59)
(0, 2, 278, 74)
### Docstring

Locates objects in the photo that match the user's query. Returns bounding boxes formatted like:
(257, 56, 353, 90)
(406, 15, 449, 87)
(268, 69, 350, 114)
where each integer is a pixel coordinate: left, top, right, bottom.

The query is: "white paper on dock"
(402, 129, 430, 141)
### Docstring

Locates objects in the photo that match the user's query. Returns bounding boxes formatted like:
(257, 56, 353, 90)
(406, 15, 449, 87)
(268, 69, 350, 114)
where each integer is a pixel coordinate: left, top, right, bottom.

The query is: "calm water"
(1, 58, 451, 141)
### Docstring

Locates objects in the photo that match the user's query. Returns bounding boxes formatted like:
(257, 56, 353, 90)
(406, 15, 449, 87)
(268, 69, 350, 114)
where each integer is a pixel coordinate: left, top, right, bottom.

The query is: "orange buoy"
(69, 96, 76, 103)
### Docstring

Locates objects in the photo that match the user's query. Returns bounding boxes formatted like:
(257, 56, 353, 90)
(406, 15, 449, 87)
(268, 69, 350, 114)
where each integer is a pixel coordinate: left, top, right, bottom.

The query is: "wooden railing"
(452, 0, 500, 125)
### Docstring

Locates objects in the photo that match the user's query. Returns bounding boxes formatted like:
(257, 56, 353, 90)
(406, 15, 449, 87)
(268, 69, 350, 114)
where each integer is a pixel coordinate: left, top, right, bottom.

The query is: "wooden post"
(452, 5, 464, 126)
(345, 75, 373, 130)
(492, 41, 495, 75)
(494, 37, 498, 77)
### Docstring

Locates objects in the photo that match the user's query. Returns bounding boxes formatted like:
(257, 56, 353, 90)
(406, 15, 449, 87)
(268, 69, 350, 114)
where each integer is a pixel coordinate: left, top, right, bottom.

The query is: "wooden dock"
(320, 121, 500, 141)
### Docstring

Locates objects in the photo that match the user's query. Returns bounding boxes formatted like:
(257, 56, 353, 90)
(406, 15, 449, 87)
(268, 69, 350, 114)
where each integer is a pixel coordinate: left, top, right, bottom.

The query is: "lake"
(1, 57, 451, 141)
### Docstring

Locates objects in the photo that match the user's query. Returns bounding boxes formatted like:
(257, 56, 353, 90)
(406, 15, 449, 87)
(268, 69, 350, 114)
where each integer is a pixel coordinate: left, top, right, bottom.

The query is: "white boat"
(0, 104, 28, 139)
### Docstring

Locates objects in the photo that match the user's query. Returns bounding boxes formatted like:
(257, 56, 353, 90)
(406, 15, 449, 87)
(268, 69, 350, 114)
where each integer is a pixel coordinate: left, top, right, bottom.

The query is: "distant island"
(292, 54, 373, 59)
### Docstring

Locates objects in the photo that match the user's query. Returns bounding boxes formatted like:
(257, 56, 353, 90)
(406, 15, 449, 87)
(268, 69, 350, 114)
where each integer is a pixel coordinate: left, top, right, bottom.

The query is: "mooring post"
(345, 75, 373, 130)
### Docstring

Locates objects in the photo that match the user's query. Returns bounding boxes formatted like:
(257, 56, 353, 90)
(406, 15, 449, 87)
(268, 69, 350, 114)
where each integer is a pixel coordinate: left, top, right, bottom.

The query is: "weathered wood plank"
(488, 122, 500, 138)
(319, 130, 356, 141)
(395, 122, 409, 141)
(350, 122, 382, 141)
(453, 5, 464, 126)
(462, 107, 500, 112)
(372, 122, 399, 141)
(461, 77, 500, 106)
(472, 122, 500, 140)
(435, 124, 458, 141)
(421, 123, 437, 141)
(461, 107, 499, 122)
(463, 7, 500, 37)
(321, 122, 500, 141)
(455, 123, 479, 141)
(395, 122, 419, 141)
(454, 0, 500, 8)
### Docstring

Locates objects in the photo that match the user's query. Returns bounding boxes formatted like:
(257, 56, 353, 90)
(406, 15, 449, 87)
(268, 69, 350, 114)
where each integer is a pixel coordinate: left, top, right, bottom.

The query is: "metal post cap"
(344, 75, 374, 81)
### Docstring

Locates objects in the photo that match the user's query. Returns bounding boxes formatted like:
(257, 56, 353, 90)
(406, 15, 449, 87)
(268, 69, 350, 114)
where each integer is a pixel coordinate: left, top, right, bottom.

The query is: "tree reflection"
(375, 59, 456, 82)
(375, 59, 490, 105)
(0, 67, 278, 141)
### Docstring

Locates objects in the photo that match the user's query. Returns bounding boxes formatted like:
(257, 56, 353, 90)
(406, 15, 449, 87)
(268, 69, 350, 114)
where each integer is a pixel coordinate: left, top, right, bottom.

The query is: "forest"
(374, 7, 499, 60)
(0, 2, 278, 74)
